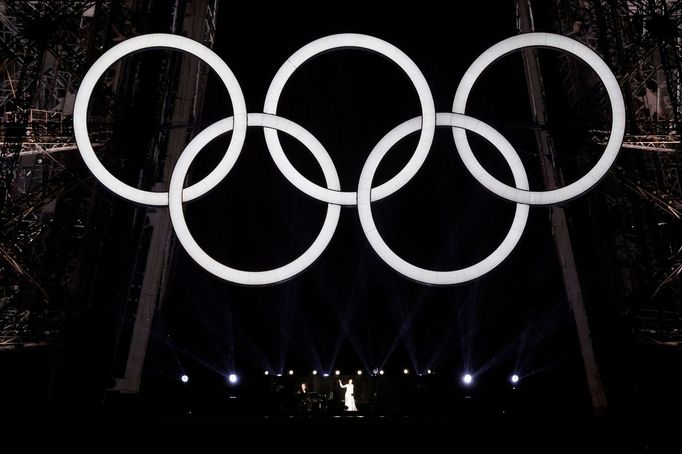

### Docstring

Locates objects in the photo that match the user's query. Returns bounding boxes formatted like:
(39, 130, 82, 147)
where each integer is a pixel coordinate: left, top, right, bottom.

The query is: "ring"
(168, 113, 341, 285)
(357, 113, 529, 285)
(263, 33, 436, 206)
(73, 33, 248, 206)
(452, 32, 626, 205)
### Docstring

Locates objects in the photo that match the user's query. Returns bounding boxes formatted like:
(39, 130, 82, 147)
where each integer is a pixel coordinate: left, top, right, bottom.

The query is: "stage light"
(462, 374, 473, 385)
(427, 369, 433, 375)
(264, 371, 269, 376)
(403, 369, 409, 375)
(228, 373, 238, 384)
(181, 374, 189, 383)
(323, 373, 329, 377)
(288, 370, 294, 376)
(357, 370, 363, 375)
(379, 370, 385, 375)
(511, 374, 519, 384)
(335, 370, 340, 376)
(312, 370, 318, 375)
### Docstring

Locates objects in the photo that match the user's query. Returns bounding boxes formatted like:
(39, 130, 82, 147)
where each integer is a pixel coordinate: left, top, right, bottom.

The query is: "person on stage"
(296, 382, 310, 413)
(338, 378, 357, 411)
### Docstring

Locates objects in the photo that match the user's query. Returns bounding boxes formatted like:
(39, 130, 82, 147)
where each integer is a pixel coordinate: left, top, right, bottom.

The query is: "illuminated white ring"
(264, 33, 436, 206)
(74, 33, 248, 206)
(452, 32, 626, 205)
(168, 113, 341, 286)
(358, 113, 529, 285)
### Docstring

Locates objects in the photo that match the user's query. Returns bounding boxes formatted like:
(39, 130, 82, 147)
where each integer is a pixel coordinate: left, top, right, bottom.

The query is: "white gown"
(340, 383, 357, 411)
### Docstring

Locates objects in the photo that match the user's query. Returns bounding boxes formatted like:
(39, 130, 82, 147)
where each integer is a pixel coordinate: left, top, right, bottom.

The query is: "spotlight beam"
(379, 278, 423, 371)
(325, 258, 366, 374)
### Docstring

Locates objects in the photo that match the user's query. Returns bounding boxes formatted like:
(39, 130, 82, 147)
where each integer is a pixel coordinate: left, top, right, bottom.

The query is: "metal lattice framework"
(551, 0, 682, 344)
(0, 1, 116, 301)
(0, 0, 219, 365)
(553, 0, 682, 133)
(0, 0, 124, 350)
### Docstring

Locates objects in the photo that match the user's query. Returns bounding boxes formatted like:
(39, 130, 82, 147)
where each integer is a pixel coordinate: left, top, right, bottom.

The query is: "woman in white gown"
(338, 379, 357, 411)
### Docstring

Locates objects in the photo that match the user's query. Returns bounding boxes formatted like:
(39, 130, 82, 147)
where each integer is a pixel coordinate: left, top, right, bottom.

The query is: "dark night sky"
(149, 0, 601, 405)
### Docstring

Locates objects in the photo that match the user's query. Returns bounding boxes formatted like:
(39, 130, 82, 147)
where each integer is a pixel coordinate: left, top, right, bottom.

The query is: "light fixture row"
(179, 371, 522, 385)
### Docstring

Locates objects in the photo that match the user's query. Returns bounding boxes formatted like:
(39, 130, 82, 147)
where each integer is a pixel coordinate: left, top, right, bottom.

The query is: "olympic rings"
(75, 32, 625, 285)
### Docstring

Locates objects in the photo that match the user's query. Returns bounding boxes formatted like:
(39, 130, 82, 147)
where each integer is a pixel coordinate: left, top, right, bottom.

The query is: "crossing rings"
(73, 32, 626, 285)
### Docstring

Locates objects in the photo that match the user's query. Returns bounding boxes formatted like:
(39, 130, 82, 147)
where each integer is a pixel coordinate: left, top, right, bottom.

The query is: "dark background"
(6, 1, 682, 452)
(135, 0, 605, 418)
(6, 2, 672, 437)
